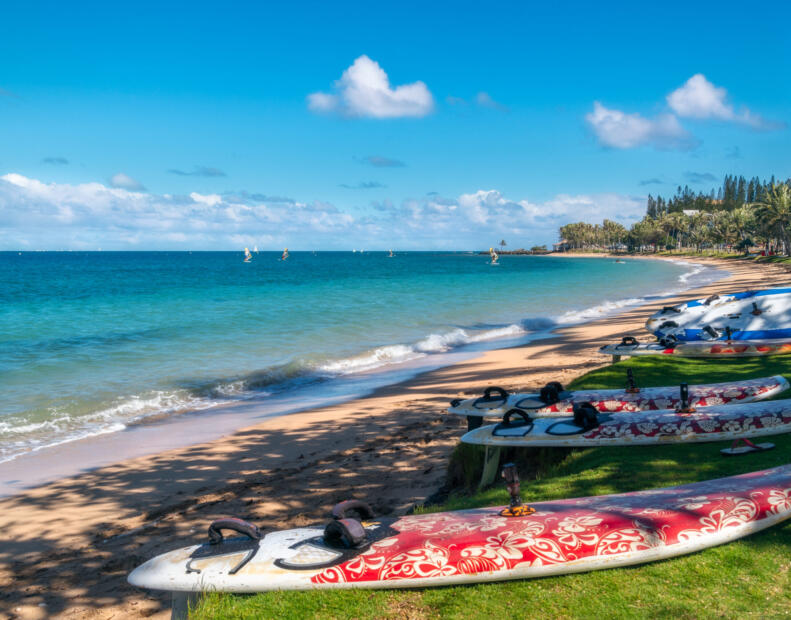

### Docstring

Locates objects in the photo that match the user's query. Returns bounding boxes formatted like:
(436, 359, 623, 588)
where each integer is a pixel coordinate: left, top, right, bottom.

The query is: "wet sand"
(1, 255, 788, 619)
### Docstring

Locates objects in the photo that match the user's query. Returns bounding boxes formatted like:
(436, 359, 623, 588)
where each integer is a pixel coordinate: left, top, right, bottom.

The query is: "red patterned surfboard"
(599, 339, 791, 357)
(448, 375, 788, 418)
(461, 398, 791, 448)
(128, 465, 791, 592)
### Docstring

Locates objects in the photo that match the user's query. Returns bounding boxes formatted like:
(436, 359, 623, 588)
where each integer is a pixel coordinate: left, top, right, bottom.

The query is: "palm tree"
(686, 212, 712, 252)
(751, 183, 791, 255)
(730, 206, 756, 246)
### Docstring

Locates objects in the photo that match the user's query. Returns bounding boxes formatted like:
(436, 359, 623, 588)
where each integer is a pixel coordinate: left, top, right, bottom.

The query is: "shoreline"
(0, 254, 720, 495)
(1, 255, 786, 619)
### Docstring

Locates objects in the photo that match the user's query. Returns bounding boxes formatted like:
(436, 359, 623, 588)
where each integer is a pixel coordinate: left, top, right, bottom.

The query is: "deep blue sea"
(0, 251, 720, 462)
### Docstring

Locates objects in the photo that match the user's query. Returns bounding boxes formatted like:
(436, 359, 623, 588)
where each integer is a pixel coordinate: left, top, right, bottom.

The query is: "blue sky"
(1, 1, 789, 250)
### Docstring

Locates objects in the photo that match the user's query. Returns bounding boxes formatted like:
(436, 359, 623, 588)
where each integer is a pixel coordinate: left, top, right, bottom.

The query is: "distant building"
(682, 210, 700, 216)
(553, 240, 569, 252)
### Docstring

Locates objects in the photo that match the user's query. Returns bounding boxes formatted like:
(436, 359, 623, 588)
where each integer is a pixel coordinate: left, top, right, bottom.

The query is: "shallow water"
(0, 251, 722, 462)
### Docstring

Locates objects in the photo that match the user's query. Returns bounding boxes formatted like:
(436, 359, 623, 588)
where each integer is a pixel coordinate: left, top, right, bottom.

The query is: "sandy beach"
(1, 255, 789, 620)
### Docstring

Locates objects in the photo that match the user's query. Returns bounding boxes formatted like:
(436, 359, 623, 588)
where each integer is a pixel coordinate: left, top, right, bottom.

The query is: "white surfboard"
(460, 398, 791, 448)
(449, 375, 788, 418)
(128, 465, 791, 594)
(646, 288, 791, 342)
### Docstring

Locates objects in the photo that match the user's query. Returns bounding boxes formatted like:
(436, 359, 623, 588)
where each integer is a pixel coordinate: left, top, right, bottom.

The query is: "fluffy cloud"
(0, 173, 644, 250)
(364, 190, 645, 246)
(109, 172, 146, 191)
(587, 74, 782, 150)
(307, 55, 434, 118)
(0, 174, 351, 250)
(586, 102, 696, 150)
(666, 74, 780, 129)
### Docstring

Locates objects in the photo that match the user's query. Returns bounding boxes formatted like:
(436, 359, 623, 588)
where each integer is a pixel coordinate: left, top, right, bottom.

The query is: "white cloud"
(666, 74, 779, 129)
(0, 173, 643, 250)
(0, 174, 352, 250)
(367, 189, 644, 247)
(585, 102, 696, 150)
(307, 55, 434, 118)
(189, 192, 222, 206)
(109, 172, 146, 191)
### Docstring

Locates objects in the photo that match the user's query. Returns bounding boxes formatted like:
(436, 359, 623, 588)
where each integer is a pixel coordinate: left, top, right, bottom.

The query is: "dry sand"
(1, 255, 788, 619)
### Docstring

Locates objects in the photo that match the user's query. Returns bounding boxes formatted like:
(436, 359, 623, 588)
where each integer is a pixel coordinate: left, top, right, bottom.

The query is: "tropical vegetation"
(558, 175, 791, 255)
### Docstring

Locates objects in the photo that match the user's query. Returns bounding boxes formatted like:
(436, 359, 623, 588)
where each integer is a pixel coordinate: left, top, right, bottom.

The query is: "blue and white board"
(646, 288, 791, 342)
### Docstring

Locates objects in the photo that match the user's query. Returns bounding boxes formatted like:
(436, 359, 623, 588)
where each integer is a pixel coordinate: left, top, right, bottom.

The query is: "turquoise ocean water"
(0, 252, 721, 463)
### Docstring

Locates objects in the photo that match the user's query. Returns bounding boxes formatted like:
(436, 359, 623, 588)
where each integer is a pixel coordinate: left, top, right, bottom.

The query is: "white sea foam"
(550, 259, 726, 327)
(318, 324, 527, 376)
(317, 344, 425, 374)
(0, 390, 235, 463)
(557, 297, 647, 325)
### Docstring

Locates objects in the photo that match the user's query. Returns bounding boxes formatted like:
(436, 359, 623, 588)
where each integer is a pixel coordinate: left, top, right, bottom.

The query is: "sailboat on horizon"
(243, 247, 253, 263)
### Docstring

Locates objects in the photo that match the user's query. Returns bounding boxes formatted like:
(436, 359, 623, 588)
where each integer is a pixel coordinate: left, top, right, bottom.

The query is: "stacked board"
(646, 288, 791, 342)
(448, 376, 788, 417)
(460, 399, 791, 448)
(128, 465, 791, 592)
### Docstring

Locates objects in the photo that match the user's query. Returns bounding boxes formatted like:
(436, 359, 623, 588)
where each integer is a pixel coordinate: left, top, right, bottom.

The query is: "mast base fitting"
(499, 505, 536, 517)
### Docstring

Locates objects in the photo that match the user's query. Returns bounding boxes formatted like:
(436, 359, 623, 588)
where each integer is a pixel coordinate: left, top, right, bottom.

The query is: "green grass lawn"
(192, 356, 791, 619)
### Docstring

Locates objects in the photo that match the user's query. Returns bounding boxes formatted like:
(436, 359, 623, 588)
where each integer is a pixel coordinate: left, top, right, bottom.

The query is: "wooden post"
(172, 592, 200, 620)
(466, 415, 483, 432)
(611, 354, 621, 364)
(479, 446, 501, 488)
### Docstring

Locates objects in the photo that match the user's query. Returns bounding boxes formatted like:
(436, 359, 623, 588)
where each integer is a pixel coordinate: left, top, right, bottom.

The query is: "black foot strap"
(572, 402, 599, 430)
(186, 517, 262, 576)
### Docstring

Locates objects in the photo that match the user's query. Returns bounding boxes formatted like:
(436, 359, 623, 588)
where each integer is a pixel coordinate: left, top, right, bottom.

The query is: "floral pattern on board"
(580, 402, 791, 441)
(311, 465, 791, 585)
(534, 376, 786, 414)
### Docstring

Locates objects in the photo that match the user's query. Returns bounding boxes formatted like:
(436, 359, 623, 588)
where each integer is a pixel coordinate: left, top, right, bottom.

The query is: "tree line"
(558, 175, 791, 255)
